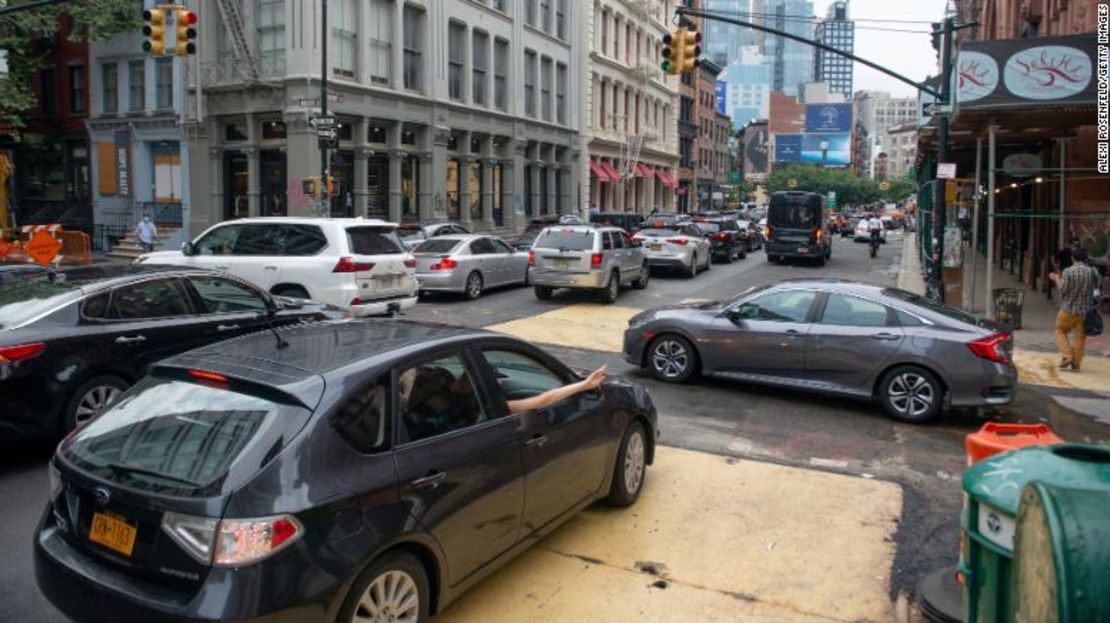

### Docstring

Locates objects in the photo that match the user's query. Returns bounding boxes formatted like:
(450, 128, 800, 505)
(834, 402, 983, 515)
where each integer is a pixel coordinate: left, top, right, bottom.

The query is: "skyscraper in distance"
(813, 1, 854, 98)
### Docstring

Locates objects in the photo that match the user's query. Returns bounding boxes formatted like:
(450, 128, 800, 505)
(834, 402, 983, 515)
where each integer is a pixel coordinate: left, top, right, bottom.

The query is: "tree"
(0, 0, 138, 132)
(766, 164, 918, 208)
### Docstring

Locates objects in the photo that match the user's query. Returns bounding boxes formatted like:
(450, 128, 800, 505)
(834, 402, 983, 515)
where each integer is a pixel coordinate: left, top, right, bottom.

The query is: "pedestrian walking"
(135, 215, 157, 253)
(1050, 248, 1099, 372)
(1047, 238, 1082, 301)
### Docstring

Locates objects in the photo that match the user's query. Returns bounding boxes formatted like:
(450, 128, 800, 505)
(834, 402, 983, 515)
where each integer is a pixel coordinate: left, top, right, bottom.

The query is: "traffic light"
(142, 8, 167, 55)
(174, 8, 197, 56)
(661, 32, 676, 74)
(678, 26, 701, 74)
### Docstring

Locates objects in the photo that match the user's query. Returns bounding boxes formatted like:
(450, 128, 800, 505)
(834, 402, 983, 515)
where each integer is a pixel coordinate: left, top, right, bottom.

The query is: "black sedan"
(35, 320, 658, 622)
(692, 221, 744, 262)
(0, 265, 345, 441)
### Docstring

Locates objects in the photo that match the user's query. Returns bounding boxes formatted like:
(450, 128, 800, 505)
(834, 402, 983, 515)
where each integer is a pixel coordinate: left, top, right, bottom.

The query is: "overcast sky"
(847, 0, 949, 97)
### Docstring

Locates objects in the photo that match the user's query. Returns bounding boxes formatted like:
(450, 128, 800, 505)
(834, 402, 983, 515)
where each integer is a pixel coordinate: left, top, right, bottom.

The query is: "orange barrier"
(965, 422, 1064, 466)
(58, 230, 92, 263)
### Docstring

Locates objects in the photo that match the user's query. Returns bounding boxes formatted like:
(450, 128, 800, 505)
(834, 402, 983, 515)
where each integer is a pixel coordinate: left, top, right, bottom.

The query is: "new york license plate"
(89, 511, 137, 557)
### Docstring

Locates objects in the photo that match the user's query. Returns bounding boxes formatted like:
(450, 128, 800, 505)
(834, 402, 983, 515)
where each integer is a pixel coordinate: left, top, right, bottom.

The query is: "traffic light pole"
(930, 17, 955, 302)
(320, 0, 329, 217)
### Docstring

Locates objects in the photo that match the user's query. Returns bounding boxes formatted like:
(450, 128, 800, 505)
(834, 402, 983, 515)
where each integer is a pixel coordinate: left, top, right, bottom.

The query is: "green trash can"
(961, 444, 1110, 623)
(1014, 480, 1110, 622)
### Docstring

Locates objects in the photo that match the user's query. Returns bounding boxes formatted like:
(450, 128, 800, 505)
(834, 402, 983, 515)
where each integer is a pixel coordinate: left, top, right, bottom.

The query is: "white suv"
(138, 217, 418, 316)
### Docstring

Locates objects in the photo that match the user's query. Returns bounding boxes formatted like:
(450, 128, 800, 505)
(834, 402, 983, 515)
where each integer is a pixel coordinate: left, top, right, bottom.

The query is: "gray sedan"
(623, 279, 1017, 423)
(414, 234, 530, 299)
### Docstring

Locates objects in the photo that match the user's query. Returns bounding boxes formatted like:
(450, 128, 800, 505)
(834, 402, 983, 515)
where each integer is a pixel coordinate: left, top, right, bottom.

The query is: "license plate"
(650, 244, 663, 251)
(796, 247, 809, 253)
(372, 275, 401, 289)
(89, 511, 137, 557)
(555, 259, 571, 269)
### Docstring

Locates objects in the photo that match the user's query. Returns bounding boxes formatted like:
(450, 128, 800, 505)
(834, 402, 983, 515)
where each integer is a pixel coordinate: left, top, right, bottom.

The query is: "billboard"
(804, 103, 853, 133)
(800, 133, 852, 166)
(742, 123, 769, 182)
(955, 34, 1097, 109)
(774, 134, 803, 163)
(715, 81, 727, 116)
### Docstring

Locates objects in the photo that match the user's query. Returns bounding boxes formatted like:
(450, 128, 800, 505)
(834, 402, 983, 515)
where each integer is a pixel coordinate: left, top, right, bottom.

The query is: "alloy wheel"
(623, 430, 646, 495)
(352, 570, 420, 623)
(651, 339, 689, 378)
(887, 373, 934, 418)
(74, 385, 121, 425)
(466, 273, 482, 299)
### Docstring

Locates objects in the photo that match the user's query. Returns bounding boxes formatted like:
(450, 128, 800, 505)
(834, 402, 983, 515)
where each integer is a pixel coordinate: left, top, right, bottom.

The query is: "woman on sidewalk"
(1050, 249, 1099, 372)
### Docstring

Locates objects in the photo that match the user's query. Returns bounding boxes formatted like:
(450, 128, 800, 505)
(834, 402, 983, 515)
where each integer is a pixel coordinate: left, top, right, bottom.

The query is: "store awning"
(589, 160, 618, 183)
(634, 163, 653, 177)
(600, 161, 624, 182)
(655, 168, 677, 188)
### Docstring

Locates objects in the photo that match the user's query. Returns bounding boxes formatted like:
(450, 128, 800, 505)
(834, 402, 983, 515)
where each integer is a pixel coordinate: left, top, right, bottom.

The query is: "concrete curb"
(898, 232, 927, 296)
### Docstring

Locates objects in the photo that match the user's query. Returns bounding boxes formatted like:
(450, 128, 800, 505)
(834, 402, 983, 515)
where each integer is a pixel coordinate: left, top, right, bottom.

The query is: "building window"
(225, 123, 247, 141)
(367, 0, 392, 85)
(448, 21, 465, 101)
(401, 155, 419, 219)
(525, 0, 535, 26)
(492, 0, 506, 12)
(523, 49, 536, 118)
(403, 5, 424, 90)
(539, 0, 550, 32)
(599, 84, 606, 129)
(262, 120, 286, 139)
(494, 38, 508, 111)
(540, 57, 552, 122)
(101, 63, 118, 114)
(258, 0, 285, 73)
(446, 159, 460, 220)
(469, 160, 481, 221)
(155, 58, 172, 110)
(492, 162, 503, 225)
(600, 11, 608, 55)
(555, 62, 566, 124)
(368, 124, 387, 143)
(472, 30, 488, 106)
(69, 65, 85, 114)
(625, 23, 632, 63)
(556, 0, 566, 39)
(39, 67, 55, 115)
(331, 0, 358, 78)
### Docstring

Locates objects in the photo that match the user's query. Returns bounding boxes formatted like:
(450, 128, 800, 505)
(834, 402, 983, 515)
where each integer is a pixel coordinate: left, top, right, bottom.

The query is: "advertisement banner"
(743, 123, 769, 181)
(774, 134, 803, 163)
(955, 34, 1096, 109)
(804, 103, 853, 133)
(800, 133, 852, 166)
(715, 81, 727, 116)
(114, 130, 131, 197)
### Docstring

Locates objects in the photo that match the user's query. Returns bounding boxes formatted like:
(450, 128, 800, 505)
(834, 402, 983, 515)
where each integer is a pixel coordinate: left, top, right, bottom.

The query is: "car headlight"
(48, 461, 62, 498)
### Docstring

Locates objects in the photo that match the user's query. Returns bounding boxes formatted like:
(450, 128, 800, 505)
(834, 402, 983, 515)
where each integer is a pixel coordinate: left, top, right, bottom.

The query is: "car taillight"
(764, 227, 772, 239)
(430, 258, 458, 271)
(968, 333, 1012, 364)
(333, 256, 375, 273)
(162, 512, 304, 567)
(666, 238, 689, 246)
(814, 228, 824, 240)
(188, 370, 228, 384)
(528, 250, 535, 266)
(0, 342, 46, 364)
(403, 257, 416, 269)
(714, 232, 728, 241)
(591, 253, 603, 267)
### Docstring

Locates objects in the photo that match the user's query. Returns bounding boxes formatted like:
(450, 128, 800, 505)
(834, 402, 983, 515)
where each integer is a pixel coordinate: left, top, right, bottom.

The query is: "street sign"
(317, 127, 337, 139)
(879, 181, 891, 191)
(937, 163, 957, 179)
(25, 230, 62, 266)
(827, 190, 837, 209)
(310, 114, 336, 129)
(787, 178, 798, 188)
(922, 102, 951, 116)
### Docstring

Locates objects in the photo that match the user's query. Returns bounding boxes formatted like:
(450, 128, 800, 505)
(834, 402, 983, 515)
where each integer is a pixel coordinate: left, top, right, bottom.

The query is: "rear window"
(769, 203, 820, 229)
(882, 288, 978, 325)
(414, 239, 462, 254)
(347, 227, 404, 255)
(0, 279, 81, 329)
(62, 377, 311, 497)
(694, 223, 720, 234)
(640, 227, 681, 237)
(396, 227, 425, 241)
(534, 230, 595, 251)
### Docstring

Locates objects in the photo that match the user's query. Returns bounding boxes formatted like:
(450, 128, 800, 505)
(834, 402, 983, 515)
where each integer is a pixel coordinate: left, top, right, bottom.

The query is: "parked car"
(530, 226, 650, 303)
(138, 217, 419, 317)
(512, 215, 563, 251)
(843, 217, 861, 238)
(413, 234, 529, 299)
(0, 263, 49, 286)
(634, 222, 712, 278)
(764, 191, 832, 266)
(0, 265, 345, 441)
(623, 279, 1016, 423)
(35, 320, 658, 623)
(589, 212, 645, 234)
(692, 220, 744, 263)
(397, 221, 471, 251)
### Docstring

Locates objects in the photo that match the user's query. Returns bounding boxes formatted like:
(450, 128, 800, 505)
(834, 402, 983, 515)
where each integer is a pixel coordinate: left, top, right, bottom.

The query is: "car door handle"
(264, 266, 278, 271)
(408, 471, 446, 490)
(217, 324, 240, 332)
(783, 329, 802, 338)
(525, 433, 549, 448)
(871, 332, 901, 341)
(114, 335, 146, 344)
(213, 265, 229, 271)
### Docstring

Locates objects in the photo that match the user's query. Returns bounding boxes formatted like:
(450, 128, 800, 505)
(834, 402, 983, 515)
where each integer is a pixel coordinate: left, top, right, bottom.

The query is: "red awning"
(655, 168, 677, 188)
(633, 163, 652, 177)
(600, 161, 624, 182)
(589, 160, 613, 182)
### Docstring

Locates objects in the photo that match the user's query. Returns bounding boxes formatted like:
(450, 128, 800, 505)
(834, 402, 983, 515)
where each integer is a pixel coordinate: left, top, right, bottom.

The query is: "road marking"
(485, 304, 640, 353)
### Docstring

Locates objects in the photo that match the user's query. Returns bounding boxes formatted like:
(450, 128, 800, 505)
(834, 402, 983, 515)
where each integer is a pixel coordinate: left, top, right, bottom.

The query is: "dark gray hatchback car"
(623, 279, 1016, 423)
(36, 320, 657, 623)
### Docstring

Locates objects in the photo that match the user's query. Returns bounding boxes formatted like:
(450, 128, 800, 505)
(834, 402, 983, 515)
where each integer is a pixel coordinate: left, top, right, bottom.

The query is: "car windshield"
(396, 228, 426, 241)
(62, 376, 312, 497)
(347, 227, 404, 255)
(639, 227, 681, 237)
(769, 203, 820, 229)
(0, 278, 81, 329)
(694, 223, 720, 234)
(414, 239, 462, 254)
(534, 230, 595, 251)
(881, 288, 978, 325)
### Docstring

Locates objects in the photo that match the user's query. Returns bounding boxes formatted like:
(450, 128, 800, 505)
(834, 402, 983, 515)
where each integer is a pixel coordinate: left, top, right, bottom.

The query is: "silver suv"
(529, 226, 650, 303)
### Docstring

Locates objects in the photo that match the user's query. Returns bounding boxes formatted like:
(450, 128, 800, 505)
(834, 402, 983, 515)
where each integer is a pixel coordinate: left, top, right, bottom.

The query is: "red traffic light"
(184, 11, 197, 24)
(694, 32, 702, 43)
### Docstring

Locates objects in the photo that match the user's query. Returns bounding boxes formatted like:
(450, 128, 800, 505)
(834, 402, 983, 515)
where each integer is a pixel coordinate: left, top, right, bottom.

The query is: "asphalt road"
(2, 234, 1105, 621)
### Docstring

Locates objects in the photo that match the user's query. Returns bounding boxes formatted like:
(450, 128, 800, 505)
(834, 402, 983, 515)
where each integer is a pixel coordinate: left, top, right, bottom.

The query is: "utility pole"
(319, 0, 329, 217)
(931, 17, 955, 302)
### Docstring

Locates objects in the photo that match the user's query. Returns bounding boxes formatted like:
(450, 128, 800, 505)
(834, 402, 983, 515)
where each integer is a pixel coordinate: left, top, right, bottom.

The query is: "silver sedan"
(413, 234, 531, 299)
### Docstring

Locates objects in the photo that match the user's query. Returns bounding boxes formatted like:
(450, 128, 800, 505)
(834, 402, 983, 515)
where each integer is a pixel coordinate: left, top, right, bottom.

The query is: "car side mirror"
(181, 241, 195, 256)
(726, 307, 746, 324)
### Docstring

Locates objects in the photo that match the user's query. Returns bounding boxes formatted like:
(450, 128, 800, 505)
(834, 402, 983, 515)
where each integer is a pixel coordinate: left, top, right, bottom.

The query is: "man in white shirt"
(868, 215, 883, 245)
(135, 216, 157, 253)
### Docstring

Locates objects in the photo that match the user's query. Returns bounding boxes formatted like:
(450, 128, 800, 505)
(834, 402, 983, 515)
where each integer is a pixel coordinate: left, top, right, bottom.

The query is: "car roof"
(22, 264, 219, 294)
(220, 216, 397, 228)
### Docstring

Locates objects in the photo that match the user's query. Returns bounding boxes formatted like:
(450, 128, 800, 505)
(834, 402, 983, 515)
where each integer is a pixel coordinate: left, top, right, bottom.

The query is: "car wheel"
(647, 334, 697, 383)
(63, 374, 129, 433)
(816, 251, 827, 267)
(464, 271, 483, 300)
(880, 366, 943, 423)
(738, 245, 747, 260)
(633, 263, 650, 289)
(272, 285, 310, 299)
(606, 421, 648, 507)
(722, 249, 733, 264)
(600, 272, 620, 304)
(686, 256, 698, 278)
(523, 266, 531, 286)
(534, 285, 553, 300)
(703, 252, 711, 271)
(337, 550, 430, 623)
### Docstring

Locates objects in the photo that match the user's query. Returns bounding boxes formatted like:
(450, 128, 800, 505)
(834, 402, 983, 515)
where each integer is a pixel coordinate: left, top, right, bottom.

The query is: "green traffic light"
(142, 41, 152, 52)
(661, 60, 672, 72)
